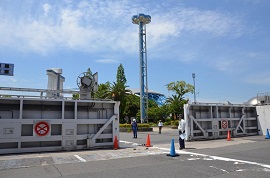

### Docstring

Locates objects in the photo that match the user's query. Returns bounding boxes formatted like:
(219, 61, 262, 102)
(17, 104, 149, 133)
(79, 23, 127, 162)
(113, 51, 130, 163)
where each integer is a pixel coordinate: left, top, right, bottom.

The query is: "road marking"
(122, 141, 270, 170)
(188, 158, 200, 160)
(209, 166, 229, 173)
(1, 140, 269, 172)
(74, 155, 86, 162)
(120, 140, 136, 144)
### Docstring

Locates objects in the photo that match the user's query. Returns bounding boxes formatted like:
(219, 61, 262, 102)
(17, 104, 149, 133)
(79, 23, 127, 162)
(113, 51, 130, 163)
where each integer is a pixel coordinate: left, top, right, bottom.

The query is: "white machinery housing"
(77, 72, 98, 100)
(46, 68, 65, 98)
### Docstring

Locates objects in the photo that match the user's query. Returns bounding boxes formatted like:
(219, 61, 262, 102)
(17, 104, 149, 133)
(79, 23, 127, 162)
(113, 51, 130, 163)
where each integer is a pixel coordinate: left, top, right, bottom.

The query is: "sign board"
(34, 121, 50, 137)
(221, 120, 228, 129)
(0, 63, 14, 76)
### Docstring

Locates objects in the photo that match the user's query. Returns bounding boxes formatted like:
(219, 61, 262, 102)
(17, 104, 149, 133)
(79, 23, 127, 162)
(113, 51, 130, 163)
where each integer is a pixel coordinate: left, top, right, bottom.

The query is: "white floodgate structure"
(0, 68, 120, 154)
(184, 95, 270, 141)
(184, 103, 258, 141)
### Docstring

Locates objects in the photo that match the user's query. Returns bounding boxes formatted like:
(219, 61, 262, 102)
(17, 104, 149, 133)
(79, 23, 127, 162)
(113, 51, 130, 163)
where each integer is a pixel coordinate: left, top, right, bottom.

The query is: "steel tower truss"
(132, 14, 151, 123)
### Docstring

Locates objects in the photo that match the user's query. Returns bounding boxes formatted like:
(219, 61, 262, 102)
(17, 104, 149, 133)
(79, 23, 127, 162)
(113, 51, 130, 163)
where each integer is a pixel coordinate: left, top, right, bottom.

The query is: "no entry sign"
(34, 121, 50, 136)
(221, 120, 228, 129)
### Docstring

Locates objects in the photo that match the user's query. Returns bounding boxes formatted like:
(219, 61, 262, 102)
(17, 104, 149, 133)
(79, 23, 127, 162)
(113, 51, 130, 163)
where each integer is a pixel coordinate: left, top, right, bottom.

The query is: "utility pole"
(192, 73, 196, 103)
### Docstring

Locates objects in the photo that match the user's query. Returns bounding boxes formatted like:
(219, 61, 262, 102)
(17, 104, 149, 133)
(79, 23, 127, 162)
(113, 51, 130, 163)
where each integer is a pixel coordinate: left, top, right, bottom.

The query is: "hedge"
(119, 123, 150, 128)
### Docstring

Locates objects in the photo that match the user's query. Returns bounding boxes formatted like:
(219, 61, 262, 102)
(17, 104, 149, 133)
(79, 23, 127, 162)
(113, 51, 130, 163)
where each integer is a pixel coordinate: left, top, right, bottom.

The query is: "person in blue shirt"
(131, 119, 138, 138)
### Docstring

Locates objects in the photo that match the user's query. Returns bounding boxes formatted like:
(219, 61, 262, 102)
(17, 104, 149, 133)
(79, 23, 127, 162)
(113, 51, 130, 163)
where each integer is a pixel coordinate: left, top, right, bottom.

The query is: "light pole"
(192, 73, 196, 103)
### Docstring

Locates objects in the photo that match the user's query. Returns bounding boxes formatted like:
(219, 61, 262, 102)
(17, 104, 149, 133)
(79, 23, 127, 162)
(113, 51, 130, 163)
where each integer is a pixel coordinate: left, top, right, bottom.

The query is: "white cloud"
(95, 59, 120, 64)
(43, 3, 51, 17)
(214, 59, 235, 72)
(147, 21, 179, 46)
(0, 0, 246, 55)
(181, 9, 240, 36)
(211, 55, 250, 73)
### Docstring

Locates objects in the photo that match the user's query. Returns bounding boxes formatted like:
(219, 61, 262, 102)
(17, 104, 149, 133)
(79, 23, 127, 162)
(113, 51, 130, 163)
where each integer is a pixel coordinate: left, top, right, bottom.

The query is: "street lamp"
(192, 73, 196, 103)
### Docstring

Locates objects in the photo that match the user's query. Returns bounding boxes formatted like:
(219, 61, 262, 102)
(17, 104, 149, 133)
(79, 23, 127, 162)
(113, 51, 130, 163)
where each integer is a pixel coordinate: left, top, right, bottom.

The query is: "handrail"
(257, 92, 270, 105)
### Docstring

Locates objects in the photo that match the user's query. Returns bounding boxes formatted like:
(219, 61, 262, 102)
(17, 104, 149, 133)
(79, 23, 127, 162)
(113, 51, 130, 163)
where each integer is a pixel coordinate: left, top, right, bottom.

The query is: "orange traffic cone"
(113, 136, 119, 150)
(227, 130, 231, 141)
(146, 134, 152, 147)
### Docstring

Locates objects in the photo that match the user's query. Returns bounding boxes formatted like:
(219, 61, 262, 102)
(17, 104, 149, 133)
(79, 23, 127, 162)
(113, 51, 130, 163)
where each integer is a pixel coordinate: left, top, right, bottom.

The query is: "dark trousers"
(179, 131, 185, 149)
(159, 126, 162, 134)
(133, 129, 137, 138)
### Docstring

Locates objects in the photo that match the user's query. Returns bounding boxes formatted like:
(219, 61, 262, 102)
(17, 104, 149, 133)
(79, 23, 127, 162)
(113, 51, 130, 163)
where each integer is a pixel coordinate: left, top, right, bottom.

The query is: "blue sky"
(0, 0, 270, 103)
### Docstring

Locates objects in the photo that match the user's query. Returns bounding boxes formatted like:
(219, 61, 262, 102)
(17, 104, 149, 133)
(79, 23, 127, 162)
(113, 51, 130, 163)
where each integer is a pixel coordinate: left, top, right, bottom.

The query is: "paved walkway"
(152, 126, 176, 132)
(0, 126, 267, 171)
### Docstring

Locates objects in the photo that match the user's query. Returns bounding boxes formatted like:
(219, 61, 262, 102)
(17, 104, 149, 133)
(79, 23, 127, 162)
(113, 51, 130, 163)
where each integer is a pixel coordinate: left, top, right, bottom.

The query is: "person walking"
(131, 119, 138, 138)
(178, 117, 186, 150)
(158, 120, 163, 134)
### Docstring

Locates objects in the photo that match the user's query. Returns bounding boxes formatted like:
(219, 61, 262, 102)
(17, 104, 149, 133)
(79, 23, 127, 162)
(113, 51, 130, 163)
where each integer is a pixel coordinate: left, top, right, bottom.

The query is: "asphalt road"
(0, 127, 270, 178)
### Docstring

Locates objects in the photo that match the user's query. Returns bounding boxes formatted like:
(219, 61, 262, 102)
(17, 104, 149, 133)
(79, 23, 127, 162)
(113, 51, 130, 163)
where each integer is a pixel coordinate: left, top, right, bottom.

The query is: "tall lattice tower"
(132, 13, 151, 123)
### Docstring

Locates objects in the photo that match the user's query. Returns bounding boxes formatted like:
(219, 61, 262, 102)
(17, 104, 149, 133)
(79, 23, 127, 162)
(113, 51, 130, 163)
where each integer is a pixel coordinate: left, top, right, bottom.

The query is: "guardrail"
(257, 92, 270, 105)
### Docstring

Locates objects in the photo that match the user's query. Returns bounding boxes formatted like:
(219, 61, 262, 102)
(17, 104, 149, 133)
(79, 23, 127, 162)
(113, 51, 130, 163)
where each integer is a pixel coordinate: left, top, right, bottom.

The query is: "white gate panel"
(0, 97, 120, 154)
(0, 122, 21, 139)
(184, 103, 258, 141)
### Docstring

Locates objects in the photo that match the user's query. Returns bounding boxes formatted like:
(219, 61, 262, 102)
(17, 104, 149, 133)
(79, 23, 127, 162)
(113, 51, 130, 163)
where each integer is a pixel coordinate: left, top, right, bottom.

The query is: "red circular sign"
(221, 120, 228, 129)
(34, 121, 50, 136)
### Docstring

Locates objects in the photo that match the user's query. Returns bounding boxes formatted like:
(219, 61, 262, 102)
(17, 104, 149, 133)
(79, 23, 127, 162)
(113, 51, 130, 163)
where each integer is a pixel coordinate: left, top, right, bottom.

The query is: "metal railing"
(257, 92, 270, 105)
(0, 87, 80, 99)
(0, 87, 113, 102)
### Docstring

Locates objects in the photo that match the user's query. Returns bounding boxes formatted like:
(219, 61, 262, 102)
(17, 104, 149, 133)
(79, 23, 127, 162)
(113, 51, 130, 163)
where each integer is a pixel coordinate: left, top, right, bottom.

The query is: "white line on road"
(122, 140, 270, 170)
(209, 166, 229, 173)
(74, 155, 86, 162)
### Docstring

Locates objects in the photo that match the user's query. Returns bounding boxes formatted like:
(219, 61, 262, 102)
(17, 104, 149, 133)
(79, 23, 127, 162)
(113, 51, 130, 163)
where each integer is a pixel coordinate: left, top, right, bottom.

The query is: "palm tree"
(93, 82, 111, 99)
(111, 82, 131, 123)
(166, 95, 185, 119)
(166, 81, 194, 119)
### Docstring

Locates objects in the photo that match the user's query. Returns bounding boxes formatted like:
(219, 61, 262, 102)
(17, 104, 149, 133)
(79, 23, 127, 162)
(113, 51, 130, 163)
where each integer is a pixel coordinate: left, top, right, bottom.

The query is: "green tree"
(111, 64, 130, 123)
(147, 102, 170, 123)
(111, 82, 130, 123)
(72, 94, 80, 100)
(123, 94, 140, 123)
(116, 63, 127, 84)
(147, 99, 158, 122)
(93, 81, 111, 99)
(166, 81, 194, 119)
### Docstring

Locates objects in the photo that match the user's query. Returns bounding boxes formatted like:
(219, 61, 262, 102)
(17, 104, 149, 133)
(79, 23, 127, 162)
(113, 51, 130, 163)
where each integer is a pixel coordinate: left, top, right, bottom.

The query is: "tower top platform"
(132, 13, 151, 25)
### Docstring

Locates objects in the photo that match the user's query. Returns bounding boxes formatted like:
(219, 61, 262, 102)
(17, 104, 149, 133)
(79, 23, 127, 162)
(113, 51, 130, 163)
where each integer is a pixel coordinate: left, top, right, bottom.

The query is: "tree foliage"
(112, 64, 130, 123)
(116, 64, 127, 84)
(166, 81, 194, 98)
(123, 94, 140, 122)
(93, 81, 111, 99)
(166, 81, 194, 119)
(78, 66, 194, 125)
(147, 102, 170, 123)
